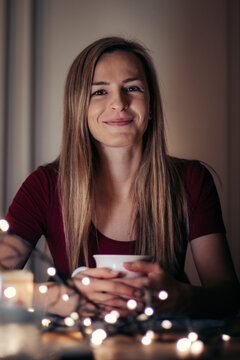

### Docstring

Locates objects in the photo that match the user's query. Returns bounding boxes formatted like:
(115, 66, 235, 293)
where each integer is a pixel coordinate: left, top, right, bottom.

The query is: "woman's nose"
(110, 90, 129, 111)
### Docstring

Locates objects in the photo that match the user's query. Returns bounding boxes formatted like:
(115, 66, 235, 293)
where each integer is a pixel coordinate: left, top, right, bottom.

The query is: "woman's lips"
(104, 118, 133, 126)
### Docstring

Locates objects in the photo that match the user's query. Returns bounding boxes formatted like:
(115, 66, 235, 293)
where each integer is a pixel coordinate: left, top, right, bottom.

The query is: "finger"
(123, 261, 163, 274)
(75, 267, 120, 279)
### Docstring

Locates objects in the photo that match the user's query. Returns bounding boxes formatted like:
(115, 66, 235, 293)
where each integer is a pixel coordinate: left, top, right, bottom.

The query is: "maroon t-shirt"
(5, 161, 225, 277)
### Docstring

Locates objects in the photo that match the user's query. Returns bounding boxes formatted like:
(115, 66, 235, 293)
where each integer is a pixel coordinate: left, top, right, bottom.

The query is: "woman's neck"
(95, 143, 142, 200)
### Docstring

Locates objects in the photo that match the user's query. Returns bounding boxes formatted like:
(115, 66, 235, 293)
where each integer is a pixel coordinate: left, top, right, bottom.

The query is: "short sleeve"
(5, 166, 57, 245)
(184, 161, 226, 241)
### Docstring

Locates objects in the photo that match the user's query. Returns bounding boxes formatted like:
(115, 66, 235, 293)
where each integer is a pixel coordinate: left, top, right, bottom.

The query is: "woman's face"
(87, 50, 150, 149)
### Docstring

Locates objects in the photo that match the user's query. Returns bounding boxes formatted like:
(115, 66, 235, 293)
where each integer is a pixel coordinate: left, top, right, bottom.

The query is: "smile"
(104, 118, 133, 126)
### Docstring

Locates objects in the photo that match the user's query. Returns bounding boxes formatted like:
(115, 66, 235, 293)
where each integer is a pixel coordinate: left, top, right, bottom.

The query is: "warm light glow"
(158, 290, 168, 301)
(137, 313, 148, 321)
(64, 317, 75, 327)
(110, 310, 120, 319)
(141, 336, 152, 346)
(145, 330, 155, 339)
(39, 285, 48, 294)
(176, 338, 191, 353)
(127, 299, 137, 310)
(0, 219, 9, 232)
(62, 293, 70, 302)
(70, 312, 79, 320)
(91, 329, 107, 345)
(47, 267, 56, 277)
(191, 340, 204, 355)
(188, 332, 198, 342)
(83, 318, 92, 326)
(222, 334, 231, 341)
(81, 277, 91, 286)
(27, 307, 35, 312)
(4, 286, 16, 299)
(104, 312, 118, 324)
(161, 320, 172, 329)
(144, 307, 154, 316)
(42, 318, 51, 327)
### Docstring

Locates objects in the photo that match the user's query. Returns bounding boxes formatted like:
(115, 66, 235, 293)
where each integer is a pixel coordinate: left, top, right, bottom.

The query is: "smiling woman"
(3, 37, 240, 318)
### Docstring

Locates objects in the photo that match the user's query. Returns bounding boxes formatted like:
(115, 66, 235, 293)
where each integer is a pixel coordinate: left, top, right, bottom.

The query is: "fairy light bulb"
(141, 336, 152, 346)
(42, 318, 51, 327)
(81, 277, 91, 286)
(127, 299, 137, 310)
(4, 286, 16, 299)
(144, 307, 154, 316)
(39, 285, 48, 294)
(64, 317, 75, 327)
(70, 312, 79, 320)
(91, 329, 107, 345)
(0, 219, 9, 232)
(145, 330, 155, 339)
(176, 338, 191, 353)
(222, 334, 231, 341)
(104, 312, 118, 324)
(83, 318, 92, 326)
(47, 267, 56, 276)
(161, 320, 172, 329)
(158, 290, 168, 301)
(62, 293, 70, 302)
(191, 340, 204, 355)
(188, 332, 198, 342)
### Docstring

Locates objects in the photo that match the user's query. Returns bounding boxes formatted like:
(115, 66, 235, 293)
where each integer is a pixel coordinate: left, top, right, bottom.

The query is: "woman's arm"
(124, 233, 240, 317)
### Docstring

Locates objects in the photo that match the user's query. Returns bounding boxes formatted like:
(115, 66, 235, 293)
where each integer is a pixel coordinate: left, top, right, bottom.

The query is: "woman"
(3, 37, 239, 317)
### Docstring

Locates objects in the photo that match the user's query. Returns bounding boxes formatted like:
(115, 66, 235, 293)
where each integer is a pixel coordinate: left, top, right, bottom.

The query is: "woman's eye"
(91, 89, 107, 96)
(127, 86, 142, 92)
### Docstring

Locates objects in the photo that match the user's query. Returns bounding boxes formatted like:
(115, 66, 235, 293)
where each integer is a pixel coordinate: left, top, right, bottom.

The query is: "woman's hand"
(123, 261, 190, 314)
(72, 267, 141, 316)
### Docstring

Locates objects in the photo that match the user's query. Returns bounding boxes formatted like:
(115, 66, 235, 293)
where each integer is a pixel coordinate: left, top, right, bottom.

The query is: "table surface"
(41, 316, 240, 360)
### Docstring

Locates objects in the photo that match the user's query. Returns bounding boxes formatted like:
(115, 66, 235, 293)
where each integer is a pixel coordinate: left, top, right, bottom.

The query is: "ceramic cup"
(93, 254, 151, 278)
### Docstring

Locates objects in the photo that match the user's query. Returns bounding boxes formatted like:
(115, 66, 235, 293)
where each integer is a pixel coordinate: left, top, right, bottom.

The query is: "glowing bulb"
(83, 318, 92, 326)
(70, 312, 79, 320)
(104, 313, 118, 324)
(158, 290, 168, 301)
(0, 219, 9, 232)
(141, 336, 152, 345)
(161, 320, 172, 329)
(27, 307, 35, 312)
(191, 340, 204, 355)
(39, 285, 48, 294)
(47, 267, 56, 276)
(137, 313, 148, 321)
(110, 310, 120, 319)
(222, 334, 231, 341)
(42, 318, 51, 327)
(176, 338, 191, 353)
(188, 332, 198, 342)
(4, 286, 16, 299)
(64, 317, 75, 327)
(62, 293, 70, 302)
(145, 330, 155, 339)
(81, 277, 91, 286)
(127, 299, 137, 310)
(144, 307, 154, 316)
(91, 329, 107, 345)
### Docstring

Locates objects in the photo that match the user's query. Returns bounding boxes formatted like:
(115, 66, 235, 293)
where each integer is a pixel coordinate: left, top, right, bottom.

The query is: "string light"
(127, 299, 137, 310)
(83, 318, 92, 327)
(176, 338, 191, 353)
(42, 318, 51, 327)
(141, 335, 152, 346)
(191, 340, 204, 355)
(38, 285, 48, 294)
(144, 307, 154, 316)
(161, 320, 172, 329)
(62, 293, 70, 302)
(188, 332, 198, 342)
(47, 267, 56, 277)
(81, 277, 91, 286)
(158, 290, 168, 301)
(64, 317, 75, 327)
(27, 307, 35, 312)
(70, 312, 79, 320)
(0, 219, 9, 232)
(104, 311, 118, 324)
(145, 330, 155, 339)
(91, 329, 107, 345)
(222, 334, 231, 341)
(4, 286, 16, 299)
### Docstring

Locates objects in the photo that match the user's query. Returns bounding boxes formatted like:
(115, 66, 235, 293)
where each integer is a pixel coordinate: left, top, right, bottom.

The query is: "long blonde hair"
(57, 37, 188, 275)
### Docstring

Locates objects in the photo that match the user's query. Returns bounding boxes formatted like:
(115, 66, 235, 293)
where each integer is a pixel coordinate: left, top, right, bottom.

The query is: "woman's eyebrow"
(92, 81, 110, 86)
(123, 77, 143, 84)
